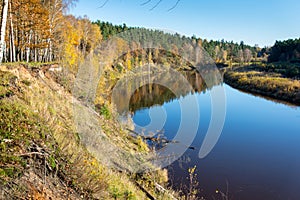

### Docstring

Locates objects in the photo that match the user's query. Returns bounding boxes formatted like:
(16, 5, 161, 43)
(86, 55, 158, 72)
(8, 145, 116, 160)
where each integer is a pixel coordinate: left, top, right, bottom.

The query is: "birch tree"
(8, 0, 15, 62)
(0, 0, 8, 63)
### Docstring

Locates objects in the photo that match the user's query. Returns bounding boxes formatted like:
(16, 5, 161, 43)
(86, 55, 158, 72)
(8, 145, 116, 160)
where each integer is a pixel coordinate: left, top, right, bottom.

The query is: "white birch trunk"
(0, 0, 9, 63)
(9, 0, 15, 62)
(26, 30, 32, 63)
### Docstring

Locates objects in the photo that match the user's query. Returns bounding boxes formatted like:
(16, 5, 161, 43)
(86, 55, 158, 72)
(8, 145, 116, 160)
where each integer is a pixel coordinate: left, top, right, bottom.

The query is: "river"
(128, 70, 300, 200)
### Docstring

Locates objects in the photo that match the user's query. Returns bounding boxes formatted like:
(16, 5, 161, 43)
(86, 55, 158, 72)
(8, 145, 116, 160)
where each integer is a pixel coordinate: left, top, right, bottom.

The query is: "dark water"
(129, 72, 300, 200)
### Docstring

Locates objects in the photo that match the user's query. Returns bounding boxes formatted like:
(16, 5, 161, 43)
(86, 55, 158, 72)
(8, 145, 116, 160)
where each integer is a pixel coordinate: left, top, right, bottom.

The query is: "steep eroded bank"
(0, 64, 175, 200)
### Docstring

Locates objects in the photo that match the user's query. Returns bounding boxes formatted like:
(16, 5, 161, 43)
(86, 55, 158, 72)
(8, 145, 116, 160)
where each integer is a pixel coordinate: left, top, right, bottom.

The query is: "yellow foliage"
(115, 38, 129, 58)
(126, 59, 132, 70)
(60, 16, 80, 69)
(59, 15, 102, 72)
(126, 51, 132, 70)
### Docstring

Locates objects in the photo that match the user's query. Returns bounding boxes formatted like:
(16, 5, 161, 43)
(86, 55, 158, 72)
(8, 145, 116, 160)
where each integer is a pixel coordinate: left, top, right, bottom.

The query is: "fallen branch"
(126, 128, 179, 144)
(18, 152, 47, 157)
(155, 182, 178, 200)
(126, 128, 197, 150)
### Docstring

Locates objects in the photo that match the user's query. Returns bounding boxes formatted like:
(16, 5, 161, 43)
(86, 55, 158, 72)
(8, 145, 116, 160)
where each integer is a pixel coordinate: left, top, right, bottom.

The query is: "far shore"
(223, 64, 300, 106)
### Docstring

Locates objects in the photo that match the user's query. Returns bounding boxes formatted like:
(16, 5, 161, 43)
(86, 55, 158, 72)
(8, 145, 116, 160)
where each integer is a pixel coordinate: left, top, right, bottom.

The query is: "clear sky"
(70, 0, 300, 47)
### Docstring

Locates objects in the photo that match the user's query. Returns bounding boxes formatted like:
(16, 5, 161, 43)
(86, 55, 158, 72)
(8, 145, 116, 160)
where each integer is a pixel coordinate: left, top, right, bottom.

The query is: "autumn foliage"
(0, 0, 101, 68)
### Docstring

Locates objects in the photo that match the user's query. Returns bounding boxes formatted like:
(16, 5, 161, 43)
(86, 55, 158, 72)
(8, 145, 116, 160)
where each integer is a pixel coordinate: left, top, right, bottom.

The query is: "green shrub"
(99, 104, 111, 119)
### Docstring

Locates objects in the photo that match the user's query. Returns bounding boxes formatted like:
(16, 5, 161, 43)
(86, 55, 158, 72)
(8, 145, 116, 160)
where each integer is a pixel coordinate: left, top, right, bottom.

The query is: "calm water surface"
(130, 75, 300, 199)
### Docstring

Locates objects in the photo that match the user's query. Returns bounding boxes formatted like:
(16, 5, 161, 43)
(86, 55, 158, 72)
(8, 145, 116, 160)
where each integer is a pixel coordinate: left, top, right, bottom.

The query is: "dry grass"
(225, 69, 300, 105)
(0, 64, 178, 199)
(0, 65, 146, 199)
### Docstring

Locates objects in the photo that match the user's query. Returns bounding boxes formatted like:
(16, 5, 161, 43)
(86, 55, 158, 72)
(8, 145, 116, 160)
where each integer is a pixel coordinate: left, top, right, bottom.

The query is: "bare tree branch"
(167, 0, 180, 11)
(98, 0, 181, 11)
(98, 0, 110, 8)
(149, 0, 162, 11)
(140, 0, 152, 6)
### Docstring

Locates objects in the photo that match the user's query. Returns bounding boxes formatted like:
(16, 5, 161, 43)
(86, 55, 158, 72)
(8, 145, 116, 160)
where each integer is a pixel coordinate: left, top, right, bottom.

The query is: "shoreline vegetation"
(223, 63, 300, 106)
(222, 38, 300, 106)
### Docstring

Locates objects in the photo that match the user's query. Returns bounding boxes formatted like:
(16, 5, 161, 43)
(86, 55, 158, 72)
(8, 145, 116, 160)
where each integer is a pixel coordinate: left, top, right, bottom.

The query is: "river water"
(128, 70, 300, 200)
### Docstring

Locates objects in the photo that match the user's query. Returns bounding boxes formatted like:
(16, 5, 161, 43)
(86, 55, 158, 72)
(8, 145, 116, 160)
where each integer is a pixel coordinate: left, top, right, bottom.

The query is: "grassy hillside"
(0, 63, 176, 199)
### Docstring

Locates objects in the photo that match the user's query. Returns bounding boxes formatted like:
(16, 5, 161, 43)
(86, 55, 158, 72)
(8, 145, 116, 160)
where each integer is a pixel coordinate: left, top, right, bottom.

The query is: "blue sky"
(70, 0, 300, 47)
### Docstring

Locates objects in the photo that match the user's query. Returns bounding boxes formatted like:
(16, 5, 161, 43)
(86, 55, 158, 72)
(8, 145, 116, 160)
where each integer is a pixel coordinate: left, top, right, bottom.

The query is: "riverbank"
(223, 64, 300, 105)
(0, 63, 176, 199)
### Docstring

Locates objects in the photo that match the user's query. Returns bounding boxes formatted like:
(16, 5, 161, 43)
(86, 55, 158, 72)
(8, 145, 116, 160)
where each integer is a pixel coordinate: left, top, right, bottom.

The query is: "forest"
(0, 0, 100, 69)
(0, 0, 299, 71)
(93, 20, 262, 65)
(0, 0, 262, 70)
(268, 38, 300, 63)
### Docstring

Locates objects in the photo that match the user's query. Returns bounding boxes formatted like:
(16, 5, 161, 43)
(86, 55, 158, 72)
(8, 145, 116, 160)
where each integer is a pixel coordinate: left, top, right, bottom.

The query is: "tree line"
(0, 0, 102, 71)
(267, 38, 300, 63)
(93, 20, 262, 65)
